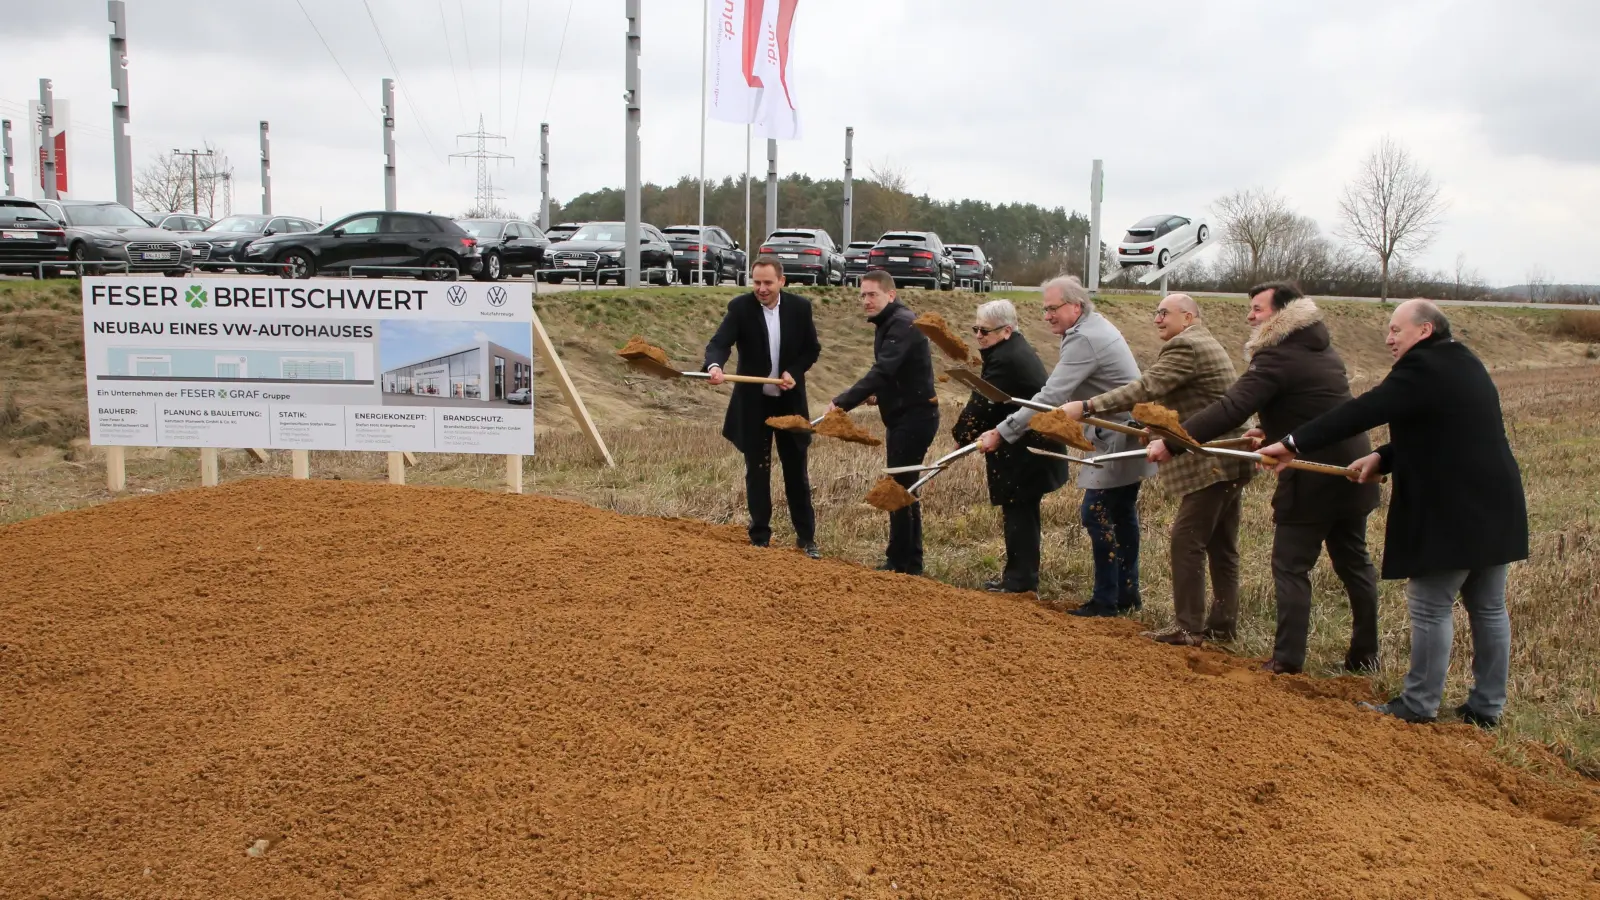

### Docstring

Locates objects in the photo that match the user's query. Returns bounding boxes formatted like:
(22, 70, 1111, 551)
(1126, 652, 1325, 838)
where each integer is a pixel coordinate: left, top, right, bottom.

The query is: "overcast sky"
(2, 0, 1595, 285)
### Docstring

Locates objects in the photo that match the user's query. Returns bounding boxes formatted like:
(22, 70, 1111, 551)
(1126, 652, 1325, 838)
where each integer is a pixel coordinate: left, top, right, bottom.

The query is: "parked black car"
(543, 221, 675, 285)
(243, 210, 480, 280)
(867, 231, 955, 290)
(0, 197, 69, 276)
(35, 198, 194, 276)
(949, 244, 994, 292)
(842, 240, 875, 280)
(662, 224, 747, 286)
(457, 218, 550, 281)
(758, 228, 846, 285)
(189, 214, 320, 271)
(153, 212, 215, 233)
(545, 222, 582, 243)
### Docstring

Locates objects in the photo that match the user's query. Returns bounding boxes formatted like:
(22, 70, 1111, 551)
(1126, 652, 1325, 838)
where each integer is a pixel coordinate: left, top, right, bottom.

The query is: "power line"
(360, 0, 447, 162)
(543, 0, 577, 122)
(497, 0, 504, 134)
(437, 1, 468, 131)
(457, 1, 480, 104)
(510, 0, 533, 149)
(295, 0, 376, 119)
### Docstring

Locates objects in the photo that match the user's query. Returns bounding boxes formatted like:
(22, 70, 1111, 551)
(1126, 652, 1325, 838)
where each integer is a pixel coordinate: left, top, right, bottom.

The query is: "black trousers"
(1271, 515, 1381, 669)
(742, 399, 816, 546)
(1000, 496, 1043, 591)
(884, 412, 939, 573)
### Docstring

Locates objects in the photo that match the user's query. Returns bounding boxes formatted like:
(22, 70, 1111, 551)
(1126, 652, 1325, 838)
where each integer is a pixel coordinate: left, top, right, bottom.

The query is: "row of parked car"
(0, 193, 1001, 291)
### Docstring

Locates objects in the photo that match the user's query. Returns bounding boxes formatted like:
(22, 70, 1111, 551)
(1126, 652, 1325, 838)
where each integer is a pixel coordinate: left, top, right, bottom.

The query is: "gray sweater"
(997, 310, 1154, 489)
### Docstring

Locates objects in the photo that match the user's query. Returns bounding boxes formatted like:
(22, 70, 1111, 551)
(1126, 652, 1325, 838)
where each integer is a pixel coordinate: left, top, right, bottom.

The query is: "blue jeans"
(1398, 566, 1511, 719)
(1080, 482, 1142, 610)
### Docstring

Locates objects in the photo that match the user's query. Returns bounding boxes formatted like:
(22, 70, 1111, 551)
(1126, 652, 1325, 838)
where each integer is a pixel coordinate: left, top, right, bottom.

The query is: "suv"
(456, 218, 550, 281)
(948, 244, 994, 292)
(868, 231, 955, 290)
(758, 228, 846, 285)
(842, 240, 875, 281)
(662, 224, 747, 286)
(242, 210, 480, 280)
(0, 197, 69, 276)
(191, 214, 320, 272)
(543, 221, 675, 285)
(153, 213, 215, 233)
(36, 198, 195, 276)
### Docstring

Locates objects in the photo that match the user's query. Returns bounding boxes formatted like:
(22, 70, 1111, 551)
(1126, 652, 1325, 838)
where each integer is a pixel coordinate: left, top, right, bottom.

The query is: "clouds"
(1, 0, 1596, 284)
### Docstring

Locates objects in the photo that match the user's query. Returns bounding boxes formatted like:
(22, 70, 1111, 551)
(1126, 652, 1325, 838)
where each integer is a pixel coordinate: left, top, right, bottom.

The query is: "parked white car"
(506, 387, 531, 405)
(1116, 214, 1208, 270)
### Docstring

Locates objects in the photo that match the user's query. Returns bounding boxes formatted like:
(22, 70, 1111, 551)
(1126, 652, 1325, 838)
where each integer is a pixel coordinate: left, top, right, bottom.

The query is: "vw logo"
(446, 285, 468, 306)
(487, 286, 507, 307)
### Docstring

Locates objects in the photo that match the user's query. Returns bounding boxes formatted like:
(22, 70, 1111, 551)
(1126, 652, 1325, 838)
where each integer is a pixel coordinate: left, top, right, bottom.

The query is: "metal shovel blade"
(1026, 446, 1104, 467)
(945, 366, 1012, 403)
(623, 355, 688, 381)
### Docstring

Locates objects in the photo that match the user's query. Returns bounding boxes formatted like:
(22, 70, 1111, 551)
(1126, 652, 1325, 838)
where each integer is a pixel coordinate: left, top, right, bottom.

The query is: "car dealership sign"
(81, 277, 535, 454)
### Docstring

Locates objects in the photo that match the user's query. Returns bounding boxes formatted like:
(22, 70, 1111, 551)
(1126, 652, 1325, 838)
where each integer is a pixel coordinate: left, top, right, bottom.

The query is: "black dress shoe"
(1455, 703, 1500, 729)
(876, 562, 898, 572)
(1344, 653, 1380, 675)
(798, 542, 822, 560)
(1117, 598, 1143, 613)
(983, 578, 1004, 591)
(750, 539, 770, 548)
(1069, 603, 1119, 618)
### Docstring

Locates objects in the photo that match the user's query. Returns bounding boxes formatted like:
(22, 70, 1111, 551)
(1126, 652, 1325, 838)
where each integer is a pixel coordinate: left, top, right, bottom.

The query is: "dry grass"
(1552, 309, 1600, 344)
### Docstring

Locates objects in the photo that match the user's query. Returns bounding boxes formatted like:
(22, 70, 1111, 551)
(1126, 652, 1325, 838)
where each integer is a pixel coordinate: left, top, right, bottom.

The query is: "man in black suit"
(704, 256, 823, 557)
(830, 270, 939, 575)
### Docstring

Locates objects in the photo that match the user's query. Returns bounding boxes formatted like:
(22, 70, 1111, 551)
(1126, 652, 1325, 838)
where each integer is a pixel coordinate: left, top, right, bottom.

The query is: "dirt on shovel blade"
(814, 408, 882, 446)
(912, 312, 977, 363)
(617, 335, 670, 367)
(764, 415, 814, 433)
(865, 475, 919, 511)
(1028, 408, 1095, 452)
(1134, 401, 1194, 443)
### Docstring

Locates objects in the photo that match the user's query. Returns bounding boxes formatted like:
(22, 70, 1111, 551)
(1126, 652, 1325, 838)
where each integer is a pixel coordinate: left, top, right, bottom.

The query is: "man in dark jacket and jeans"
(1260, 299, 1529, 727)
(831, 271, 939, 575)
(1153, 283, 1382, 674)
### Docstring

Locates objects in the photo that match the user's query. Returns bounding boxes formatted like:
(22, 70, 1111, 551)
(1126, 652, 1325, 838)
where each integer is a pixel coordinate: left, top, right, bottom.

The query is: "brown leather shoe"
(1141, 626, 1204, 647)
(1260, 658, 1303, 676)
(1202, 626, 1237, 642)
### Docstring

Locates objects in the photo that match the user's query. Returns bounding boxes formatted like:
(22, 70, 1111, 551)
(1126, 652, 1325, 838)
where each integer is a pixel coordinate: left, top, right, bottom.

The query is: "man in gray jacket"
(978, 275, 1154, 616)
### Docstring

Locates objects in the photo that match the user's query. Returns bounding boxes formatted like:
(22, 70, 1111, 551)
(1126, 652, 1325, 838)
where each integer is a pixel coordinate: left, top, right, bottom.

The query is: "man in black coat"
(704, 256, 822, 556)
(1261, 299, 1528, 727)
(952, 299, 1069, 593)
(1153, 282, 1382, 674)
(830, 271, 939, 575)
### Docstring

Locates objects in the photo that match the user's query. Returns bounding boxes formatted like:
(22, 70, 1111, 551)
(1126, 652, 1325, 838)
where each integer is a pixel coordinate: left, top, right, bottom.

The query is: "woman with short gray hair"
(951, 298, 1069, 593)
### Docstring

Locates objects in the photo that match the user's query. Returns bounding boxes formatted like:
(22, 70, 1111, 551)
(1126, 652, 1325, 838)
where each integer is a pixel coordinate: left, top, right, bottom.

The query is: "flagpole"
(697, 0, 707, 285)
(743, 124, 751, 278)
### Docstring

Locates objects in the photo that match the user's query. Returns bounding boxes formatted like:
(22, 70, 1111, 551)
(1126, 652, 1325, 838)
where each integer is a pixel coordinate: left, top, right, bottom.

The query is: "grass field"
(3, 277, 1599, 776)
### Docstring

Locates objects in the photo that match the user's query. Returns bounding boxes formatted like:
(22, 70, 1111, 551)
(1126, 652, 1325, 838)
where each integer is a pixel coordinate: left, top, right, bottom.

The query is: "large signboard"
(81, 277, 535, 454)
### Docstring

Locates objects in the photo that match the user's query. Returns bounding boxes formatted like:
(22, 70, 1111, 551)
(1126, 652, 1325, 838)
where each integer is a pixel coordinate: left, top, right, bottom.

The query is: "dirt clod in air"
(813, 408, 881, 446)
(764, 414, 814, 433)
(1134, 401, 1195, 444)
(865, 475, 919, 511)
(1028, 408, 1095, 452)
(3, 479, 1597, 899)
(617, 335, 670, 367)
(913, 312, 976, 363)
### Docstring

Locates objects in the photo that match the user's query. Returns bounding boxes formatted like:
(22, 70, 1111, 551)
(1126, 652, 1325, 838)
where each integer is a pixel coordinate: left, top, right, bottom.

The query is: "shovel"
(1025, 446, 1105, 467)
(768, 413, 827, 434)
(942, 366, 1159, 441)
(624, 354, 784, 385)
(882, 440, 983, 475)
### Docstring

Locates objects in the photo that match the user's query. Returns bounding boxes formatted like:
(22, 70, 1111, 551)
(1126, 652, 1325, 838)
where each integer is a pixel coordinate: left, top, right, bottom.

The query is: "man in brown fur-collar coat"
(1154, 282, 1381, 675)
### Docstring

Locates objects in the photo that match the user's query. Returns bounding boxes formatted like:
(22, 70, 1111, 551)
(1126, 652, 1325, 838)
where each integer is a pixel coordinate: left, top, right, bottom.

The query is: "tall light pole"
(842, 126, 854, 246)
(108, 0, 133, 207)
(381, 79, 396, 211)
(539, 122, 550, 229)
(1, 120, 13, 196)
(173, 148, 213, 214)
(259, 121, 271, 214)
(764, 139, 777, 242)
(623, 0, 642, 287)
(1087, 159, 1104, 297)
(39, 79, 58, 201)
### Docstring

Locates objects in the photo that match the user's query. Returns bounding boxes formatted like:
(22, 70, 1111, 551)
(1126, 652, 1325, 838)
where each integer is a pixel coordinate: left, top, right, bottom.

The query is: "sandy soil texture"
(814, 409, 881, 446)
(912, 313, 976, 364)
(2, 480, 1597, 898)
(1027, 409, 1096, 452)
(617, 336, 670, 367)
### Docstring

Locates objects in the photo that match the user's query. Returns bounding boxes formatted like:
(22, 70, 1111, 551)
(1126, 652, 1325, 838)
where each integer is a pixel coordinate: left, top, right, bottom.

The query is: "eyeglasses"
(971, 325, 1001, 336)
(1154, 309, 1172, 319)
(1042, 303, 1067, 314)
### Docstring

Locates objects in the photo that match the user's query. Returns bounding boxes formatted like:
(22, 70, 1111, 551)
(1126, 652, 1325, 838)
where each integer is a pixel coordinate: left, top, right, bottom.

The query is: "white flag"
(707, 0, 801, 140)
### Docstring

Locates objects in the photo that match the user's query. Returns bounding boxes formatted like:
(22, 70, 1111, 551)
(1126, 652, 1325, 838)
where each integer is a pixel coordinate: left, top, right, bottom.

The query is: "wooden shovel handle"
(722, 374, 786, 385)
(1284, 459, 1363, 478)
(1082, 415, 1148, 439)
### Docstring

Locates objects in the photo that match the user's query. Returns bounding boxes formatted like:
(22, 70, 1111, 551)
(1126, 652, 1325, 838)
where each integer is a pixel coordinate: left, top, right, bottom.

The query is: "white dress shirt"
(761, 298, 782, 396)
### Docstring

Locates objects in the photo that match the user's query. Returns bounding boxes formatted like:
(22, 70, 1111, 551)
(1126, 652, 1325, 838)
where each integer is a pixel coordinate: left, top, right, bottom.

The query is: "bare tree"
(1211, 187, 1297, 283)
(1526, 265, 1551, 303)
(134, 140, 231, 216)
(1336, 137, 1447, 303)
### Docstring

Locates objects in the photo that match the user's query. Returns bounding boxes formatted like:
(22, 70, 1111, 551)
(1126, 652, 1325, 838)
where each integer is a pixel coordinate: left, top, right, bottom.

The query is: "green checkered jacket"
(1089, 323, 1251, 497)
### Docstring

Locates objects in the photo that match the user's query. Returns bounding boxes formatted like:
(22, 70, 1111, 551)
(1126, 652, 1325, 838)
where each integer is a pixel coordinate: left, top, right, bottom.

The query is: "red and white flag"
(707, 0, 801, 140)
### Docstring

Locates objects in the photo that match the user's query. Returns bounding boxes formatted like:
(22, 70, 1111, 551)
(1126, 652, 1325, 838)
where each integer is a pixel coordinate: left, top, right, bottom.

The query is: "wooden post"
(291, 450, 310, 479)
(248, 448, 271, 463)
(402, 452, 418, 467)
(200, 447, 219, 487)
(387, 451, 405, 485)
(530, 309, 614, 466)
(105, 446, 126, 492)
(505, 454, 523, 493)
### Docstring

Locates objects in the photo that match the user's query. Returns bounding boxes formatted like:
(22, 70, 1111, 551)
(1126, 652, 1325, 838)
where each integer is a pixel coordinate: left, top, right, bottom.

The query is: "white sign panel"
(81, 277, 536, 454)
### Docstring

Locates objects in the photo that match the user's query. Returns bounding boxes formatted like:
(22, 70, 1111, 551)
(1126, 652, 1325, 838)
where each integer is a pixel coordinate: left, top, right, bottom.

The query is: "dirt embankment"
(2, 479, 1596, 898)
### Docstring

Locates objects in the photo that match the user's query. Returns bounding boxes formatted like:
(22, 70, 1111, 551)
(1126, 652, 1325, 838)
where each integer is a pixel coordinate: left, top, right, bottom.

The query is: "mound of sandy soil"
(2, 480, 1596, 898)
